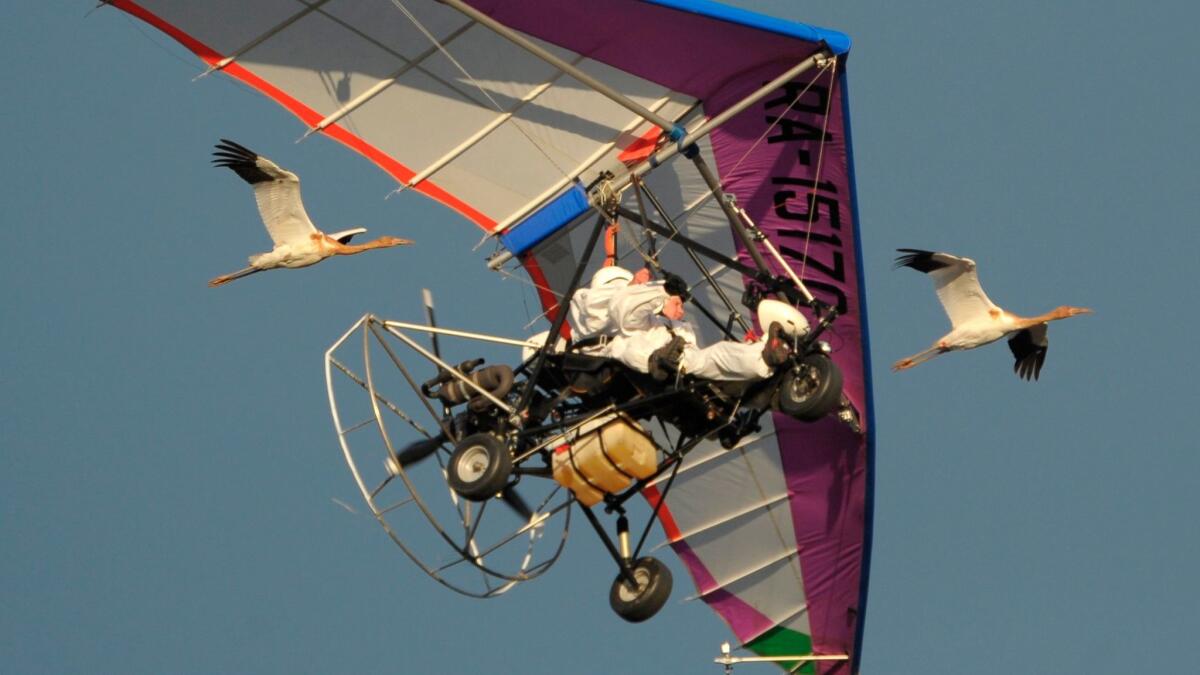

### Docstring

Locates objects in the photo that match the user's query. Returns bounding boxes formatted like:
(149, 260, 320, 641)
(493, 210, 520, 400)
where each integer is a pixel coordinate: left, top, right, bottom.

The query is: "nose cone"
(756, 299, 810, 337)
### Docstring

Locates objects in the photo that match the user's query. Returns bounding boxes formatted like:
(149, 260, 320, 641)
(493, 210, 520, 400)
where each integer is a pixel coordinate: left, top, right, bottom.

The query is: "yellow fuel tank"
(550, 413, 658, 506)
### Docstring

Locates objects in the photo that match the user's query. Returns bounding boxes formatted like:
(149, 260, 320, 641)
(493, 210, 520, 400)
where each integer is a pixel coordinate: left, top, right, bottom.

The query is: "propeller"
(499, 485, 534, 521)
(394, 432, 447, 467)
(417, 289, 534, 523)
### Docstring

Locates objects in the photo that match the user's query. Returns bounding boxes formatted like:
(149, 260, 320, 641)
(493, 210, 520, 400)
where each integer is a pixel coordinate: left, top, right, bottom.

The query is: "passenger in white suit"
(605, 272, 788, 381)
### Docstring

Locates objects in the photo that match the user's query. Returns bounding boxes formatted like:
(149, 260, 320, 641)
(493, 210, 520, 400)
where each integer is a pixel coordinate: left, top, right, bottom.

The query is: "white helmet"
(757, 299, 810, 337)
(523, 330, 566, 362)
(590, 266, 634, 288)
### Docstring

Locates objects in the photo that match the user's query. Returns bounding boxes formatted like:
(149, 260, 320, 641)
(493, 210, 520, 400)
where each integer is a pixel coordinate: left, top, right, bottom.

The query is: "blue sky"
(3, 2, 1197, 673)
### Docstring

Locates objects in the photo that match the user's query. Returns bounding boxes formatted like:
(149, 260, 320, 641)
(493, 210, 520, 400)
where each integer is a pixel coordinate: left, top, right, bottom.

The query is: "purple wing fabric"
(506, 4, 873, 672)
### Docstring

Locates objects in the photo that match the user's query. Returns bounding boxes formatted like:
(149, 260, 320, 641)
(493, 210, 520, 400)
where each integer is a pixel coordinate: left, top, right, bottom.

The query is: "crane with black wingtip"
(892, 249, 1092, 380)
(208, 139, 411, 287)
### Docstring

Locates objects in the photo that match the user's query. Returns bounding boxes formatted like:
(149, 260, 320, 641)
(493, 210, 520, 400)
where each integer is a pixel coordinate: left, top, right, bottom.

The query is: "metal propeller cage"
(325, 314, 572, 598)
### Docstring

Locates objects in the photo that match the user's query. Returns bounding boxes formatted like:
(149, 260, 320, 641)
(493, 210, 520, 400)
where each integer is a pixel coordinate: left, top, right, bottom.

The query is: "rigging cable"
(389, 0, 573, 186)
(707, 56, 839, 290)
(795, 57, 838, 283)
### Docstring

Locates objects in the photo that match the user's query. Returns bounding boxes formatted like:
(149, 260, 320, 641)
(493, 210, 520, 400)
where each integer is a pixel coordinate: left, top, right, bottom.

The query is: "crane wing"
(895, 249, 1000, 328)
(213, 139, 318, 246)
(1008, 323, 1049, 381)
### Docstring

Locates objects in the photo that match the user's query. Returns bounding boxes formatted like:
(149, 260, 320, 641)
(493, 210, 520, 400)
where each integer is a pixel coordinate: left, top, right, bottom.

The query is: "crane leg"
(892, 343, 947, 372)
(208, 266, 262, 287)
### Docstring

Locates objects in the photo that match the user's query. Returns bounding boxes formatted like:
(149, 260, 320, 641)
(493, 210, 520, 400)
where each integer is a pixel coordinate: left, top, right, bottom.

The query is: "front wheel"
(778, 354, 843, 421)
(609, 557, 673, 623)
(446, 433, 512, 501)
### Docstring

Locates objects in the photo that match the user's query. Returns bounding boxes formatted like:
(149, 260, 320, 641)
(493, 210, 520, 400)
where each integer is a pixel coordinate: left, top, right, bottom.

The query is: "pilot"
(567, 265, 651, 355)
(605, 269, 791, 381)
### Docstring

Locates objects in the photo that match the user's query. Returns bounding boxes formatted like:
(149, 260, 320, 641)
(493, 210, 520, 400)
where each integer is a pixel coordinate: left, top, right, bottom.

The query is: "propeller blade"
(422, 288, 441, 360)
(500, 486, 534, 521)
(394, 433, 447, 467)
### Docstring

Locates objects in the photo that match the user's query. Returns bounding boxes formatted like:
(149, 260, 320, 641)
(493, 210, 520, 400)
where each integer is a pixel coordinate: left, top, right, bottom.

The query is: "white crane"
(892, 249, 1092, 380)
(208, 139, 411, 287)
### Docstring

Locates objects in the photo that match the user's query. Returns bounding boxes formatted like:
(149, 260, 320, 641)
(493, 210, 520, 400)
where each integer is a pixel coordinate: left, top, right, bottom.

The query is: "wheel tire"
(446, 433, 512, 501)
(609, 557, 673, 623)
(778, 354, 843, 421)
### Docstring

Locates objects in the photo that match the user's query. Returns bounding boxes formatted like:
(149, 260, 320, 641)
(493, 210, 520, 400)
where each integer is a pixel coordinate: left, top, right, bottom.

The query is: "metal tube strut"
(381, 321, 544, 349)
(377, 323, 514, 414)
(615, 206, 761, 283)
(514, 214, 607, 418)
(715, 653, 848, 666)
(607, 193, 735, 337)
(678, 51, 833, 149)
(629, 183, 751, 335)
(690, 153, 774, 277)
(580, 504, 638, 585)
(733, 205, 817, 305)
(617, 515, 631, 560)
(617, 50, 832, 192)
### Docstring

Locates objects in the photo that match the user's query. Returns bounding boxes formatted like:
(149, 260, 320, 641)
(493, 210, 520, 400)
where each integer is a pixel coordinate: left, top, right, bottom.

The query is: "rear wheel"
(609, 557, 672, 623)
(778, 354, 843, 421)
(446, 433, 511, 501)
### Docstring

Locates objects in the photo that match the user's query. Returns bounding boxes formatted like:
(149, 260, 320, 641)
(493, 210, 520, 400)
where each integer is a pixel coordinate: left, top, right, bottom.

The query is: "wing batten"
(304, 20, 477, 138)
(401, 54, 583, 190)
(664, 491, 792, 546)
(686, 546, 802, 600)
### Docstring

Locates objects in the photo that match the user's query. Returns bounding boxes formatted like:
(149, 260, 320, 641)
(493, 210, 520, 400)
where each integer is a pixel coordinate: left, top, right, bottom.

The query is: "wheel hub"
(617, 567, 651, 601)
(456, 445, 491, 483)
(789, 366, 819, 400)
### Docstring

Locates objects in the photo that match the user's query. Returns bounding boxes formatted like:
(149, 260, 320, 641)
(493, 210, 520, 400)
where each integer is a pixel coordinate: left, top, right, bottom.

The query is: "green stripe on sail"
(745, 625, 816, 673)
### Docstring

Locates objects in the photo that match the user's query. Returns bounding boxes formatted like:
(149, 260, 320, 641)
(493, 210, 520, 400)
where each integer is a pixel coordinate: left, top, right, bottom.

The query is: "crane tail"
(208, 266, 261, 287)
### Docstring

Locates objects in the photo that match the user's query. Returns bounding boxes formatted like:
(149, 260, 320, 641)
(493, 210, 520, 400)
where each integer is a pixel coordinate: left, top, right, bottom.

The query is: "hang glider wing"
(107, 2, 872, 671)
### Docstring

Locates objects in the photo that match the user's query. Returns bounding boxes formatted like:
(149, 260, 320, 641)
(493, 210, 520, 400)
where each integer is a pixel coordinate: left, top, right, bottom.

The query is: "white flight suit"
(567, 269, 632, 355)
(607, 283, 773, 381)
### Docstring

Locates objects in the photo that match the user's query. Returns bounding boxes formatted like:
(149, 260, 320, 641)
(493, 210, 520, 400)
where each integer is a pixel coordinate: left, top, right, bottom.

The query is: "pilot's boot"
(648, 336, 686, 381)
(762, 322, 792, 368)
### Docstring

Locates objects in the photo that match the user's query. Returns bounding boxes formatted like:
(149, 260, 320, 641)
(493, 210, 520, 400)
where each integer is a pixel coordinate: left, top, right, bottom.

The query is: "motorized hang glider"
(105, 1, 874, 672)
